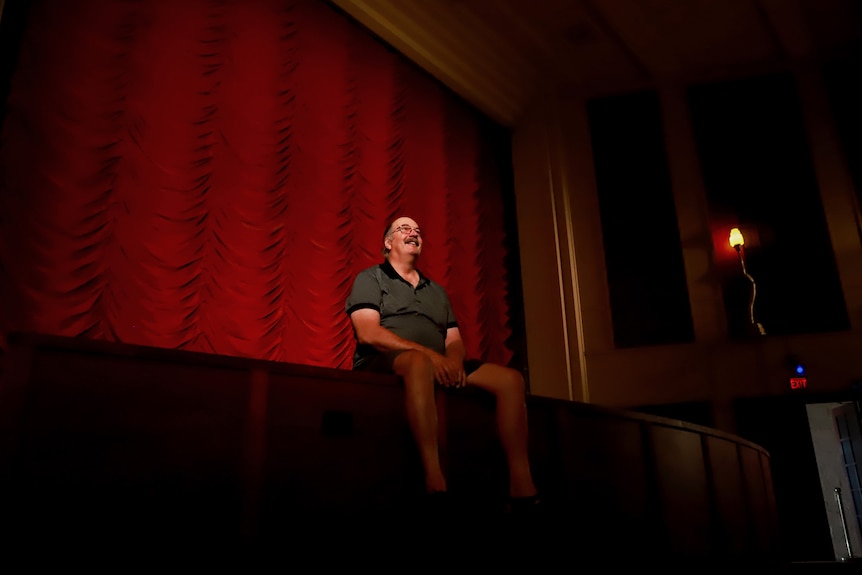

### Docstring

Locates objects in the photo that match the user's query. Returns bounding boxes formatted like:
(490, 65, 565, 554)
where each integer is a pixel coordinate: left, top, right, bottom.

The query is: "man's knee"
(470, 363, 526, 396)
(500, 366, 526, 394)
(393, 350, 434, 379)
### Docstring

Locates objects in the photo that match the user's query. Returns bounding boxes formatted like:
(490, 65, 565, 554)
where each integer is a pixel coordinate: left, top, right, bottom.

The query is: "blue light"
(796, 365, 805, 375)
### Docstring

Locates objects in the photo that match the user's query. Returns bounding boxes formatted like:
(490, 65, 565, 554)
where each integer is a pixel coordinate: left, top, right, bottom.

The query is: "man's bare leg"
(392, 350, 447, 493)
(467, 364, 537, 498)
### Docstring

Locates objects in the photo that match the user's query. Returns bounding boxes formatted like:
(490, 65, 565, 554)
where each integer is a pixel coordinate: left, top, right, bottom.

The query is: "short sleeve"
(346, 268, 382, 316)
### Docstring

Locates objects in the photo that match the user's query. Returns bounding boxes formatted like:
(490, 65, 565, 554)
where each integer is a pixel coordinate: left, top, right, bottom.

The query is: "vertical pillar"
(795, 65, 862, 331)
(660, 86, 728, 343)
(661, 86, 740, 429)
(511, 94, 576, 401)
(555, 93, 616, 362)
(510, 90, 613, 402)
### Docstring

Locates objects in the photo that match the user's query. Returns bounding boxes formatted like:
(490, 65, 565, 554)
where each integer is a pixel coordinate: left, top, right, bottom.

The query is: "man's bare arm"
(444, 327, 466, 363)
(350, 308, 434, 354)
(444, 327, 467, 387)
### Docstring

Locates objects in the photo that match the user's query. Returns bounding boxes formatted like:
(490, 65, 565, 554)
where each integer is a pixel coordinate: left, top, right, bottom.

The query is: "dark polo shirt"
(345, 260, 458, 368)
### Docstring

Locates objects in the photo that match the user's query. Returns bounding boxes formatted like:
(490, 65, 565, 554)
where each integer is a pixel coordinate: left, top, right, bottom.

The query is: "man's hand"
(441, 327, 467, 388)
(428, 351, 466, 388)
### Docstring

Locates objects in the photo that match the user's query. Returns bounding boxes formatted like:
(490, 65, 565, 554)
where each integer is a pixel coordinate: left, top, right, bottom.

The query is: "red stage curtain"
(0, 0, 515, 369)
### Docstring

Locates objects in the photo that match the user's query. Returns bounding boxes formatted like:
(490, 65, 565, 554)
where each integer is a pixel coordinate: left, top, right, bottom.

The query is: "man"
(345, 216, 540, 512)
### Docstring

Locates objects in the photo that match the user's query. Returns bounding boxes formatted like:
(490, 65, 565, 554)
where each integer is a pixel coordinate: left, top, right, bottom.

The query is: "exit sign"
(790, 377, 808, 390)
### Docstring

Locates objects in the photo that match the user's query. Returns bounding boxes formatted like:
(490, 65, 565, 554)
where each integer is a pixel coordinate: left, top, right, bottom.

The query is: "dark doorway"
(734, 395, 834, 561)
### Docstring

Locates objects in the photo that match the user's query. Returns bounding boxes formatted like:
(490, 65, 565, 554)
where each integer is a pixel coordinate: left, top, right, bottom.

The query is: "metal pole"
(734, 245, 766, 335)
(834, 487, 854, 559)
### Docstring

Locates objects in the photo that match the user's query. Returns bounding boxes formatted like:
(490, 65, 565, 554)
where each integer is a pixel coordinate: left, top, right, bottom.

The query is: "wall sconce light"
(728, 227, 766, 335)
(729, 227, 744, 250)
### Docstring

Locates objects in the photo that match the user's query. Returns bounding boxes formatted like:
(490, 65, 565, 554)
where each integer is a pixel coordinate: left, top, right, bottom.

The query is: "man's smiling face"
(385, 216, 423, 259)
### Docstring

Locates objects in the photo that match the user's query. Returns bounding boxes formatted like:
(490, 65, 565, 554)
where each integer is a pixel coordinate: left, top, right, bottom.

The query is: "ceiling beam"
(330, 0, 538, 125)
(582, 0, 680, 81)
(755, 0, 814, 60)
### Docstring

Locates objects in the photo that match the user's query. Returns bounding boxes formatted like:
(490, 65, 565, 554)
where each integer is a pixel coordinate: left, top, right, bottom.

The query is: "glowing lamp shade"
(729, 227, 745, 249)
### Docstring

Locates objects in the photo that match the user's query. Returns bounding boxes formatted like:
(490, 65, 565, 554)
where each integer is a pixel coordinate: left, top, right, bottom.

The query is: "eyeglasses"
(391, 224, 422, 237)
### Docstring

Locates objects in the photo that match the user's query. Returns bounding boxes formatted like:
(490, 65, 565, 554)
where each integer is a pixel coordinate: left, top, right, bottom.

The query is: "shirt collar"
(380, 260, 430, 288)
